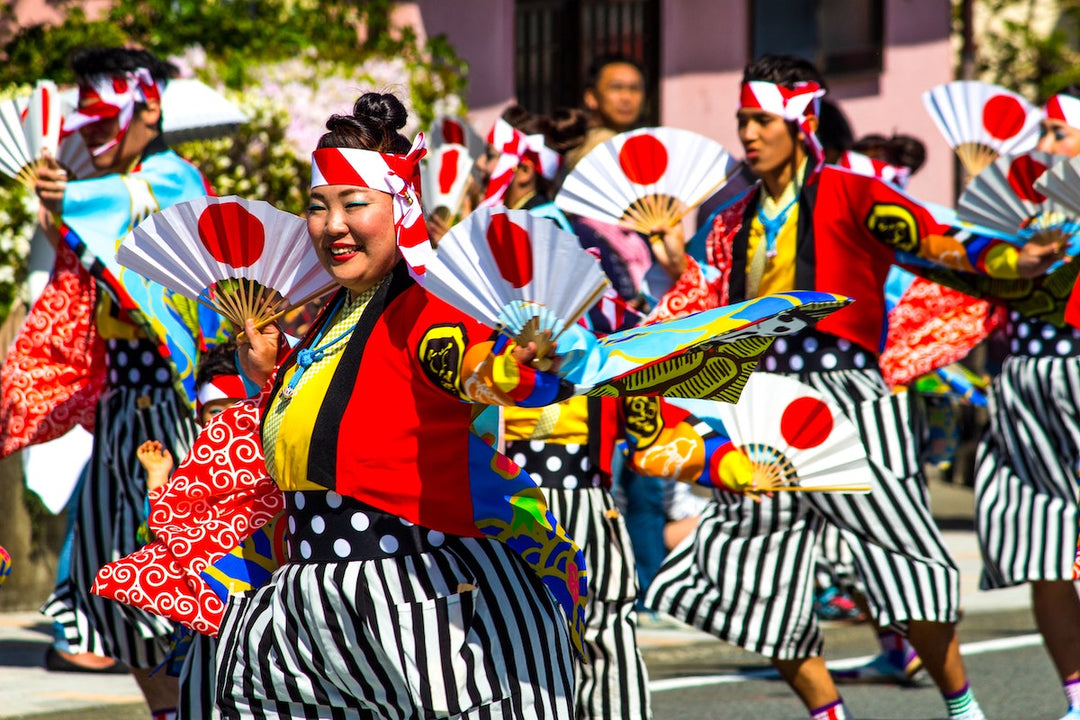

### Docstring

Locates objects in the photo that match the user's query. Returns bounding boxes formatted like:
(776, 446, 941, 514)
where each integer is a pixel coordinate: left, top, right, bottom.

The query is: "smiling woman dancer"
(215, 92, 579, 719)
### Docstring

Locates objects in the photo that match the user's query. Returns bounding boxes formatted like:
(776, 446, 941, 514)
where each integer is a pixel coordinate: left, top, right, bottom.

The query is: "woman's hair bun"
(354, 93, 408, 133)
(318, 92, 411, 153)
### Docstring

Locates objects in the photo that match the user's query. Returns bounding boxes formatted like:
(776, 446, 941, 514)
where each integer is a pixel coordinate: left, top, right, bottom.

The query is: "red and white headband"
(64, 69, 163, 157)
(837, 150, 911, 190)
(1044, 93, 1080, 131)
(310, 132, 434, 276)
(196, 374, 248, 414)
(740, 80, 826, 172)
(480, 117, 562, 207)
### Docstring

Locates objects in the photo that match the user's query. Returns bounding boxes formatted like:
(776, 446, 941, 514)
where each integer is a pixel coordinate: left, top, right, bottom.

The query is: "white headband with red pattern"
(310, 132, 434, 276)
(196, 374, 248, 414)
(480, 117, 562, 208)
(64, 69, 163, 157)
(1045, 93, 1080, 131)
(739, 80, 827, 172)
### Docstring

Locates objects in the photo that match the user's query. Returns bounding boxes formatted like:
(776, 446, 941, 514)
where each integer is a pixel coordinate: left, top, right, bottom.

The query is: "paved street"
(0, 480, 1056, 719)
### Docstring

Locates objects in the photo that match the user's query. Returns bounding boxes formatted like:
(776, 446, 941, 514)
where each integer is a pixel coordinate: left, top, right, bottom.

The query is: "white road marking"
(649, 633, 1044, 692)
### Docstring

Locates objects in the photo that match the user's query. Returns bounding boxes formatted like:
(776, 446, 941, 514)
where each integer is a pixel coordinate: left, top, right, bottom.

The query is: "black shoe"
(44, 646, 129, 674)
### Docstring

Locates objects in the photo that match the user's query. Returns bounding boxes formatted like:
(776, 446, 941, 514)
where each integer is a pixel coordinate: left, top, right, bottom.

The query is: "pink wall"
(830, 0, 955, 205)
(659, 0, 956, 206)
(414, 0, 515, 139)
(406, 1, 958, 206)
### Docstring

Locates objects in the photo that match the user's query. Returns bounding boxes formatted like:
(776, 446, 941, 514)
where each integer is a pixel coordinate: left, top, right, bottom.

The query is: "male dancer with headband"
(646, 54, 1063, 720)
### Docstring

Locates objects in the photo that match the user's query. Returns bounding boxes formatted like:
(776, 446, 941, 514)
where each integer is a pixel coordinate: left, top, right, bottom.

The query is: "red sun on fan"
(198, 202, 266, 268)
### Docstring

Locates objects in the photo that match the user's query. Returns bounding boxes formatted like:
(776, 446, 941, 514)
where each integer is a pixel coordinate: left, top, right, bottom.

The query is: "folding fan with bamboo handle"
(958, 150, 1079, 252)
(670, 375, 873, 493)
(556, 127, 739, 235)
(422, 207, 610, 366)
(1034, 154, 1080, 257)
(117, 195, 336, 331)
(922, 81, 1040, 179)
(0, 80, 61, 187)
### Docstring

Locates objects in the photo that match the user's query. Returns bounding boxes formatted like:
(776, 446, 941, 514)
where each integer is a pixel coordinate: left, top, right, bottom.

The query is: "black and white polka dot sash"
(285, 490, 449, 563)
(105, 338, 175, 391)
(1007, 312, 1080, 358)
(506, 440, 603, 490)
(757, 328, 874, 374)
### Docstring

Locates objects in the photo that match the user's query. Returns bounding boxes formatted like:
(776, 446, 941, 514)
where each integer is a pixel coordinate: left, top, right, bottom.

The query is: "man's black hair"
(742, 54, 827, 92)
(70, 46, 178, 85)
(817, 98, 853, 159)
(196, 340, 240, 388)
(584, 53, 646, 90)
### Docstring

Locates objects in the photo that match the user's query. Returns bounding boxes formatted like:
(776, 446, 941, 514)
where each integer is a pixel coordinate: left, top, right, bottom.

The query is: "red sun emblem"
(486, 212, 533, 288)
(197, 202, 266, 268)
(618, 133, 669, 185)
(780, 396, 833, 450)
(982, 94, 1028, 141)
(1006, 154, 1048, 203)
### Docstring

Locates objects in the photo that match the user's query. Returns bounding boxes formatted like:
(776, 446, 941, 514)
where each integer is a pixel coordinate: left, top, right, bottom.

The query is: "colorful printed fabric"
(200, 515, 287, 599)
(879, 265, 1000, 386)
(59, 147, 221, 407)
(620, 396, 749, 493)
(911, 364, 989, 407)
(0, 242, 105, 458)
(0, 545, 10, 587)
(567, 290, 851, 402)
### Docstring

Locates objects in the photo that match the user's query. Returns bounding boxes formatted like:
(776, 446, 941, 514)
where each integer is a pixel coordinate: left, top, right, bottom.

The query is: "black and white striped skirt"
(214, 491, 575, 719)
(42, 383, 197, 667)
(975, 354, 1080, 588)
(541, 485, 651, 720)
(645, 368, 960, 660)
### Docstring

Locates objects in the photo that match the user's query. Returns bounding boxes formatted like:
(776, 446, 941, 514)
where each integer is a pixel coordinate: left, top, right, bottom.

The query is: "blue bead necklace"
(280, 294, 357, 399)
(756, 195, 798, 258)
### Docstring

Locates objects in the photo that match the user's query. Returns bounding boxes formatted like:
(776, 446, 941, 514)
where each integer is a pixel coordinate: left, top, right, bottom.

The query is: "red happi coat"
(694, 167, 1016, 362)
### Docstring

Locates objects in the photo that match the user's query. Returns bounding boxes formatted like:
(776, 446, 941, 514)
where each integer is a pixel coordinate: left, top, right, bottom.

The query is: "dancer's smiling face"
(306, 185, 399, 295)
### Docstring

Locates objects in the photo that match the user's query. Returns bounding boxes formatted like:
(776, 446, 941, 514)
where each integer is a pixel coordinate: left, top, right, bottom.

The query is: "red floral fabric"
(879, 278, 1000, 387)
(0, 243, 105, 458)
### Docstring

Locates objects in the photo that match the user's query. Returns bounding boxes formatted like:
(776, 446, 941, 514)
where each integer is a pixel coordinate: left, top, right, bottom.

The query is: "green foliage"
(0, 7, 127, 86)
(0, 185, 35, 326)
(966, 0, 1080, 100)
(0, 0, 468, 326)
(174, 91, 310, 215)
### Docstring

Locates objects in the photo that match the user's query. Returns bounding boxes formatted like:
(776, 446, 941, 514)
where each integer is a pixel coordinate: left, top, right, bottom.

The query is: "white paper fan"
(556, 127, 739, 235)
(54, 130, 98, 179)
(420, 142, 475, 222)
(118, 195, 335, 329)
(422, 206, 610, 362)
(0, 80, 62, 186)
(427, 115, 486, 159)
(1034, 154, 1080, 218)
(709, 374, 873, 493)
(921, 81, 1040, 177)
(957, 151, 1079, 242)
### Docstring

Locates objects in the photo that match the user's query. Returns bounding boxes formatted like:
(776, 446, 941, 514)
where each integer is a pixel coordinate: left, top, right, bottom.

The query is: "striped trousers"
(41, 385, 197, 667)
(975, 355, 1080, 588)
(542, 487, 651, 720)
(646, 368, 960, 660)
(214, 536, 575, 719)
(178, 632, 217, 720)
